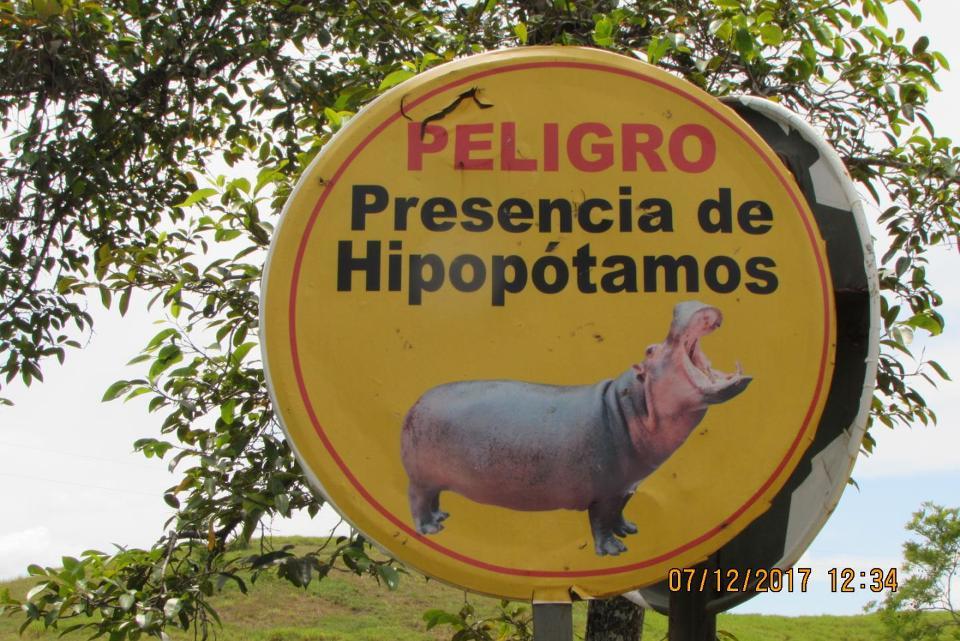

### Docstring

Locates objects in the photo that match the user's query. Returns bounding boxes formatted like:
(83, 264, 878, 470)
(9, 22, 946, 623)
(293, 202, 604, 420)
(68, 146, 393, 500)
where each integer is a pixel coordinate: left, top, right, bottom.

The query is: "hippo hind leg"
(409, 484, 444, 535)
(612, 492, 638, 537)
(588, 499, 628, 557)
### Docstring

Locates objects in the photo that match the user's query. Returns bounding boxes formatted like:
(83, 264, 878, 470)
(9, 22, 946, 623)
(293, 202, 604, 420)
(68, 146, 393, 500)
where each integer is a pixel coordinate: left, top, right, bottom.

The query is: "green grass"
(713, 613, 887, 641)
(0, 538, 889, 641)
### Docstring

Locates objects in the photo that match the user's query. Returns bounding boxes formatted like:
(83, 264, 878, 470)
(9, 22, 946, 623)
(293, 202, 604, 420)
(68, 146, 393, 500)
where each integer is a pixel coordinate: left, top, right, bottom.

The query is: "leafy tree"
(874, 503, 960, 641)
(0, 0, 955, 639)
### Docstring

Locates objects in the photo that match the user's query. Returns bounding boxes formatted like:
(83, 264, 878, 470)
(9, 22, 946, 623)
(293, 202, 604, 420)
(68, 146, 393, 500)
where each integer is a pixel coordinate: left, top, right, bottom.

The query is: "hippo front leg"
(612, 492, 638, 537)
(409, 484, 444, 535)
(431, 494, 449, 523)
(588, 499, 628, 556)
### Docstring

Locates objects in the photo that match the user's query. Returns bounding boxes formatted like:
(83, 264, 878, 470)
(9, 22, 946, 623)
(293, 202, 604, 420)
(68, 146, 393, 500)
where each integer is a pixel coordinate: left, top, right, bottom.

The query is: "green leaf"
(118, 288, 131, 316)
(710, 18, 733, 40)
(592, 16, 614, 47)
(904, 312, 943, 336)
(226, 177, 250, 195)
(275, 493, 290, 516)
(25, 582, 50, 602)
(423, 609, 464, 630)
(378, 564, 400, 590)
(31, 0, 63, 19)
(378, 69, 415, 92)
(173, 188, 217, 209)
(135, 612, 152, 630)
(759, 24, 783, 46)
(124, 386, 152, 401)
(163, 598, 181, 620)
(733, 28, 755, 56)
(61, 556, 80, 574)
(254, 167, 284, 195)
(230, 342, 256, 366)
(55, 276, 77, 295)
(933, 51, 950, 70)
(249, 549, 295, 570)
(874, 3, 888, 28)
(57, 623, 88, 636)
(890, 325, 914, 347)
(902, 0, 921, 20)
(513, 22, 527, 45)
(927, 360, 951, 381)
(221, 398, 236, 425)
(216, 572, 247, 594)
(102, 380, 130, 402)
(149, 345, 183, 379)
(647, 36, 671, 64)
(146, 328, 179, 351)
(323, 107, 342, 128)
(912, 35, 929, 56)
(99, 285, 112, 309)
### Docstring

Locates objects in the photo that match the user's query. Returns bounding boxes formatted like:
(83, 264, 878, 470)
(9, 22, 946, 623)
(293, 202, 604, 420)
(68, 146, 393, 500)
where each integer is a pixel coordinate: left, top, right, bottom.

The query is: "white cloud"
(0, 527, 52, 580)
(856, 415, 960, 479)
(0, 526, 50, 556)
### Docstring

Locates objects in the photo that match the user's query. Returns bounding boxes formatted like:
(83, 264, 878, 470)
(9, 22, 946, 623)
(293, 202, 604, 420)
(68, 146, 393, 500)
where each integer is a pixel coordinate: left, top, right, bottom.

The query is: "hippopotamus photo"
(400, 301, 752, 556)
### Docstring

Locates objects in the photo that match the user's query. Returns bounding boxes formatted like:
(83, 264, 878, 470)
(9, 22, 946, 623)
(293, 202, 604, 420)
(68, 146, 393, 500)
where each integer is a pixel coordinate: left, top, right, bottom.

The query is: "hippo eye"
(645, 345, 656, 357)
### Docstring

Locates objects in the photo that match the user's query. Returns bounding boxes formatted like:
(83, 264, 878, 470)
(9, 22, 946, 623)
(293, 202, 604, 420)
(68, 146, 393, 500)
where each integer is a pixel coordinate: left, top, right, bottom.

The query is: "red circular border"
(285, 60, 832, 578)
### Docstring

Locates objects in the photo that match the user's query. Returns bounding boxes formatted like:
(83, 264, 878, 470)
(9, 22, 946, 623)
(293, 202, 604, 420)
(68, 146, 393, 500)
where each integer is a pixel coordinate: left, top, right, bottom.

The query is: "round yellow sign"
(261, 47, 835, 600)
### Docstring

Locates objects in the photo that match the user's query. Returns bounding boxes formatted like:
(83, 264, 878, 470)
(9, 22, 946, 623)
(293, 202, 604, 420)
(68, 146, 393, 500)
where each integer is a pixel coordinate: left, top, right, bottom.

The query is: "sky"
(2, 1, 960, 620)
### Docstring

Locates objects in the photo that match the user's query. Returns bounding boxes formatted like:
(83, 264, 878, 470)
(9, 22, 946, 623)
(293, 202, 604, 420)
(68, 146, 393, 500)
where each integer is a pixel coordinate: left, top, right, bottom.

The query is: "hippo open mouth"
(684, 336, 745, 392)
(674, 303, 752, 403)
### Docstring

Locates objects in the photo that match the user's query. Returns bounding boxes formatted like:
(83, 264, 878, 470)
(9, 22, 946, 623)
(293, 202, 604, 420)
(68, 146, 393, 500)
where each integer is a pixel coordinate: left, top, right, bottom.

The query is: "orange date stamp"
(667, 567, 898, 593)
(668, 567, 811, 593)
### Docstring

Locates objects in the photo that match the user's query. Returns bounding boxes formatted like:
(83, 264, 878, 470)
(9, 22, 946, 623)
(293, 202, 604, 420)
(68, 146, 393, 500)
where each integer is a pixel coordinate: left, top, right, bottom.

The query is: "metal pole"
(533, 602, 573, 641)
(668, 559, 718, 641)
(668, 584, 716, 641)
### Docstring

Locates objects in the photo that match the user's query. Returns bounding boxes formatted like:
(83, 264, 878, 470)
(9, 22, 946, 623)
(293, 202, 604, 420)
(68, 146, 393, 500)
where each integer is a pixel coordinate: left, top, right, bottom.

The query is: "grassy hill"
(0, 538, 888, 641)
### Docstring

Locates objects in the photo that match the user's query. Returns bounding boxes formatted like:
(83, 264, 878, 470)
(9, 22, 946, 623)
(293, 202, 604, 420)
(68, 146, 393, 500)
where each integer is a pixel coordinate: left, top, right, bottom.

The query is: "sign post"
(260, 47, 852, 631)
(667, 559, 717, 641)
(533, 603, 573, 641)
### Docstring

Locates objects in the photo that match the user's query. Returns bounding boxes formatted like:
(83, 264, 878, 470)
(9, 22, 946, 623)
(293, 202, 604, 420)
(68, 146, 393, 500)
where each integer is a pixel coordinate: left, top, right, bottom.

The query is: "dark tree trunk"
(585, 596, 644, 641)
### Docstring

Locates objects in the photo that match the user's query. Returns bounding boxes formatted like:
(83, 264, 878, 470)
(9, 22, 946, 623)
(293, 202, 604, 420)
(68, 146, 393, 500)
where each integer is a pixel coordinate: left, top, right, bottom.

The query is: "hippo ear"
(632, 363, 645, 381)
